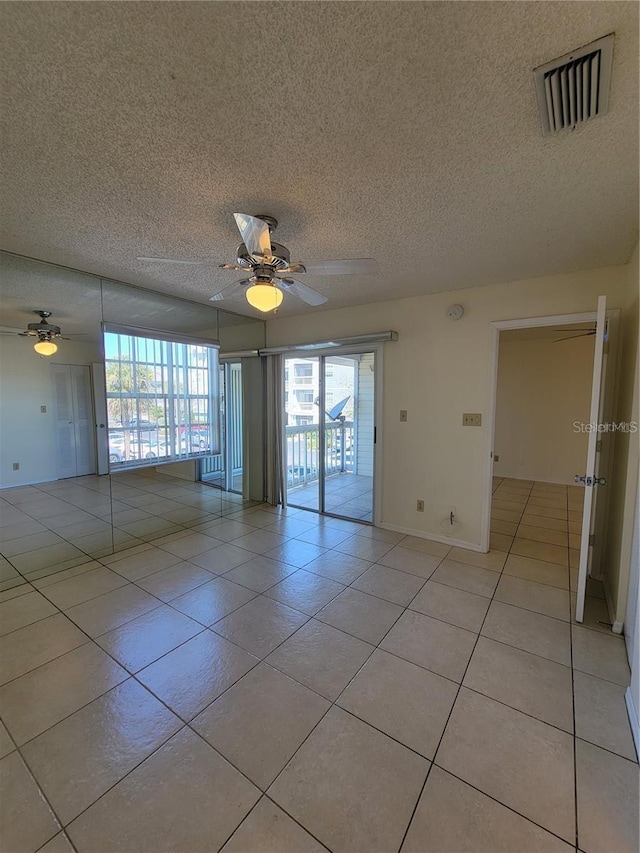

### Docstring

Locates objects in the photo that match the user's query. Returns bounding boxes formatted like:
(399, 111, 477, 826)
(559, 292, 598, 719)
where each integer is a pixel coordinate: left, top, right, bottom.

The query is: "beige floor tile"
(40, 567, 129, 610)
(64, 583, 161, 637)
(137, 630, 257, 720)
(157, 531, 223, 558)
(189, 543, 257, 574)
(511, 538, 568, 566)
(437, 687, 575, 842)
(67, 727, 260, 852)
(464, 636, 573, 732)
(303, 551, 372, 584)
(409, 580, 489, 632)
(38, 831, 75, 853)
(396, 536, 451, 558)
(338, 648, 457, 758)
(0, 751, 60, 853)
(266, 618, 373, 700)
(135, 561, 213, 602)
(0, 613, 87, 686)
(377, 545, 442, 578)
(351, 564, 426, 606)
(231, 529, 290, 555)
(490, 518, 518, 536)
(0, 720, 14, 759)
(0, 590, 58, 636)
(572, 626, 631, 686)
(528, 495, 567, 510)
(10, 542, 88, 574)
(315, 587, 403, 645)
(170, 576, 257, 625)
(517, 523, 568, 546)
(494, 574, 571, 621)
(263, 540, 329, 569)
(96, 605, 202, 672)
(403, 766, 573, 853)
(334, 534, 395, 563)
(491, 507, 523, 523)
(0, 643, 128, 746)
(447, 547, 507, 572)
(572, 593, 614, 634)
(492, 498, 527, 512)
(381, 610, 476, 682)
(223, 554, 298, 593)
(574, 671, 637, 760)
(268, 706, 428, 853)
(196, 519, 258, 542)
(490, 532, 513, 552)
(213, 595, 308, 659)
(569, 547, 580, 568)
(22, 679, 182, 825)
(482, 601, 571, 666)
(294, 525, 355, 549)
(264, 569, 344, 615)
(193, 663, 329, 788)
(262, 516, 318, 538)
(504, 553, 569, 589)
(0, 530, 67, 557)
(221, 797, 326, 853)
(522, 504, 567, 521)
(521, 513, 568, 532)
(576, 739, 638, 853)
(430, 559, 500, 599)
(106, 547, 182, 581)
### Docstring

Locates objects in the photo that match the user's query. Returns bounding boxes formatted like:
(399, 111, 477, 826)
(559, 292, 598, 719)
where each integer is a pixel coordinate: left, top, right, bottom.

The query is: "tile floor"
(288, 473, 374, 521)
(0, 474, 637, 852)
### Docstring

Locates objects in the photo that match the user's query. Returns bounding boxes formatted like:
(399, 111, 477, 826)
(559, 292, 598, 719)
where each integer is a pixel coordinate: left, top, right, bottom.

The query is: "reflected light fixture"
(245, 282, 284, 313)
(34, 339, 58, 356)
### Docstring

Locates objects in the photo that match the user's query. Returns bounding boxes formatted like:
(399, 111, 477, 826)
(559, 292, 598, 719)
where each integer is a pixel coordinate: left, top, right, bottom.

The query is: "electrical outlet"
(40, 405, 47, 413)
(400, 410, 407, 422)
(416, 499, 424, 512)
(462, 413, 482, 427)
(12, 462, 19, 471)
(494, 454, 500, 462)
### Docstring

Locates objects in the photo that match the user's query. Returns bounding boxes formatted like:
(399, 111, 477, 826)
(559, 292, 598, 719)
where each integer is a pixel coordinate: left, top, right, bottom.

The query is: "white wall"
(266, 264, 633, 550)
(493, 336, 594, 484)
(0, 336, 102, 488)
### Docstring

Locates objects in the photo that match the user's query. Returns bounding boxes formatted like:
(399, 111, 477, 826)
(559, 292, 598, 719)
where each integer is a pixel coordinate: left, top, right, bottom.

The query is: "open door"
(574, 295, 608, 623)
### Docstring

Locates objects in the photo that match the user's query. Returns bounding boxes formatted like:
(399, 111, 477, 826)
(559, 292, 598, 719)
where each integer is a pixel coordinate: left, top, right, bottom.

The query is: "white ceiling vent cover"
(534, 34, 614, 136)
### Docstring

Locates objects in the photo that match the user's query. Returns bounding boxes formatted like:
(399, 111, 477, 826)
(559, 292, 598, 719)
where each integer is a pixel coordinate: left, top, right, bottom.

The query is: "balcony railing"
(286, 421, 355, 488)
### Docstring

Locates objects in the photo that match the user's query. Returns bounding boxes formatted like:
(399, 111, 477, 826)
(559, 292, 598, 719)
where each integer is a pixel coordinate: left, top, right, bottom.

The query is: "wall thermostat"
(447, 304, 464, 320)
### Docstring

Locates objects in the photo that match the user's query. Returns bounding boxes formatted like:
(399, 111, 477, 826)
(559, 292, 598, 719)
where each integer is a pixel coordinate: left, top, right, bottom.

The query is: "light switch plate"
(462, 413, 482, 426)
(400, 410, 407, 422)
(40, 405, 47, 413)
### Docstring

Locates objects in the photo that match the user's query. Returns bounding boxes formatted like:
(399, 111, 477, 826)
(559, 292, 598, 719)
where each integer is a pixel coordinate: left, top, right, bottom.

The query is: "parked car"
(181, 430, 210, 451)
(123, 418, 158, 430)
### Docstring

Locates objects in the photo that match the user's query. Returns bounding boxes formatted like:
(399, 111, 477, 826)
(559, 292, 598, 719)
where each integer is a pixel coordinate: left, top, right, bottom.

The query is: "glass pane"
(323, 354, 374, 521)
(285, 356, 320, 511)
(200, 364, 226, 488)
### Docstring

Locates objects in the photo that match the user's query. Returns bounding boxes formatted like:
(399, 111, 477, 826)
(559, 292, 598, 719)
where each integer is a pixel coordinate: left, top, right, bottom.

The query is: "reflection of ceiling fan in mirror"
(0, 310, 87, 356)
(137, 213, 378, 313)
(553, 326, 597, 343)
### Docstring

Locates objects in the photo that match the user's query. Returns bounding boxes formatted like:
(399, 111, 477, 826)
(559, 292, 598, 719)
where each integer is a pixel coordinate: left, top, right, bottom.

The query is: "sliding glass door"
(200, 361, 243, 493)
(284, 351, 375, 522)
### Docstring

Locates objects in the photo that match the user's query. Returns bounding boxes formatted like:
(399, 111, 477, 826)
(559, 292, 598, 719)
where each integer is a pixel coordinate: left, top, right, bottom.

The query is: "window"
(295, 364, 313, 377)
(104, 326, 220, 469)
(295, 390, 314, 403)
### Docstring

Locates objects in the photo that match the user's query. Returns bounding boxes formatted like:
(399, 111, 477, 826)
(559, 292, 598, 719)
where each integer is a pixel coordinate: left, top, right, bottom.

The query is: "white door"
(52, 364, 97, 479)
(575, 295, 607, 622)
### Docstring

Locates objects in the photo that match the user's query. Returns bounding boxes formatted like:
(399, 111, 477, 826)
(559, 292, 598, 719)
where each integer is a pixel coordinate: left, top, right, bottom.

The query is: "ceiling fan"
(137, 213, 377, 313)
(553, 326, 597, 343)
(1, 311, 81, 356)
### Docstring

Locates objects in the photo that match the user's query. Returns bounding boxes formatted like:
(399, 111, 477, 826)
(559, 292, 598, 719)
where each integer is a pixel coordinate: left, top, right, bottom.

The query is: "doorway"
(51, 364, 97, 479)
(200, 361, 243, 493)
(484, 303, 618, 625)
(284, 350, 377, 522)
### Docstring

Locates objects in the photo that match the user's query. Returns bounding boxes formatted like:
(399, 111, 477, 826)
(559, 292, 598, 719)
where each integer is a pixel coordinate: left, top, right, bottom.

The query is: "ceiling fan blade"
(233, 213, 272, 260)
(136, 257, 217, 266)
(219, 263, 250, 271)
(554, 332, 595, 342)
(286, 258, 377, 276)
(278, 278, 328, 306)
(209, 280, 250, 302)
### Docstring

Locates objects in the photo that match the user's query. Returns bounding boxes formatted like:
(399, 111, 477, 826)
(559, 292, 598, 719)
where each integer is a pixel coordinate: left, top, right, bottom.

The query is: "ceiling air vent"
(533, 34, 614, 136)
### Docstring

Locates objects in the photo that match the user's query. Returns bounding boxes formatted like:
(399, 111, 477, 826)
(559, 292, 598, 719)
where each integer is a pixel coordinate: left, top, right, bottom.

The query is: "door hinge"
(589, 534, 596, 546)
(374, 427, 377, 444)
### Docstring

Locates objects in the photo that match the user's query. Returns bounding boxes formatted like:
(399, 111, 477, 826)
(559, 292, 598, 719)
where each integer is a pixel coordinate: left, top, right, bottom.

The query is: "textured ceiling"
(0, 2, 638, 319)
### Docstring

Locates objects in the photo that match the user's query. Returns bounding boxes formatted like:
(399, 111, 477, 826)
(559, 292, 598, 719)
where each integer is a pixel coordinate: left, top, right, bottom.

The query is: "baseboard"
(0, 476, 57, 490)
(625, 687, 640, 758)
(602, 580, 624, 633)
(378, 522, 484, 552)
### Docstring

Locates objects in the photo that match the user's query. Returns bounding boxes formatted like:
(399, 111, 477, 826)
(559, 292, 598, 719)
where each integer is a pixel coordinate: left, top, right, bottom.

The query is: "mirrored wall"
(0, 252, 265, 591)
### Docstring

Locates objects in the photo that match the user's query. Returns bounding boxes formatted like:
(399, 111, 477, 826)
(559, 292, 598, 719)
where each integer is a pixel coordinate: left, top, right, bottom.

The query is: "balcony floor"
(288, 472, 373, 521)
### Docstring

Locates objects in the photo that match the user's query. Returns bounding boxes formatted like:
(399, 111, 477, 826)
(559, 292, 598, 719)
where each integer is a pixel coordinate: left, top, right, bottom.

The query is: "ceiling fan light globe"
(245, 283, 283, 313)
(34, 340, 57, 356)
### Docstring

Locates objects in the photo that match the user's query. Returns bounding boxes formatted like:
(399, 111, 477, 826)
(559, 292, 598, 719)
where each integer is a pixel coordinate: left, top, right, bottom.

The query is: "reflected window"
(104, 326, 220, 469)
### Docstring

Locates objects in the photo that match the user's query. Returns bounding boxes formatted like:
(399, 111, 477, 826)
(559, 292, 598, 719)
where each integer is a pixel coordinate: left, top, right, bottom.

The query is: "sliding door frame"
(283, 343, 384, 526)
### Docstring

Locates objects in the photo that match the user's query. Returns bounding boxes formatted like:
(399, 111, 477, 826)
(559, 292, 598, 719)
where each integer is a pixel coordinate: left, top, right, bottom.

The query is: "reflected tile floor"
(0, 475, 637, 852)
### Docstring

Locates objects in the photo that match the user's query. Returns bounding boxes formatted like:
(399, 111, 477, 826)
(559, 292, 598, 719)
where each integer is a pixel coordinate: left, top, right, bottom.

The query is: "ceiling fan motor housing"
(26, 321, 61, 336)
(236, 240, 291, 271)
